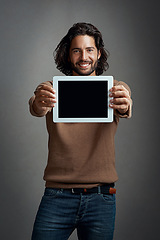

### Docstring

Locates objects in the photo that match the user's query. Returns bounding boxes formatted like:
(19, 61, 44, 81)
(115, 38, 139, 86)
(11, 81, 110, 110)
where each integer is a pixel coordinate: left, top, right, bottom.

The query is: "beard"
(70, 59, 99, 76)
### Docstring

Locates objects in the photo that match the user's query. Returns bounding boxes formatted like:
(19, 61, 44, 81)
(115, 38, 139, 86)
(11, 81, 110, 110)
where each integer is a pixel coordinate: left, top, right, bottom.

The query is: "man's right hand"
(32, 84, 57, 115)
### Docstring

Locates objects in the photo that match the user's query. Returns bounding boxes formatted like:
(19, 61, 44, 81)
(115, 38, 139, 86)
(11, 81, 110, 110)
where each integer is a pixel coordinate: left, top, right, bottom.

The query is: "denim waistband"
(47, 183, 116, 195)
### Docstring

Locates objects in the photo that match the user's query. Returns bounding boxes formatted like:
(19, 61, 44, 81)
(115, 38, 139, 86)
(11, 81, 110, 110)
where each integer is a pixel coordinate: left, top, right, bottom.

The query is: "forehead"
(70, 35, 96, 49)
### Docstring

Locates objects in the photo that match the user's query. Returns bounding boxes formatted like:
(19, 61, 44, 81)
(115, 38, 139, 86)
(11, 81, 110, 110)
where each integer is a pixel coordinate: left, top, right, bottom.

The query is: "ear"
(98, 50, 101, 59)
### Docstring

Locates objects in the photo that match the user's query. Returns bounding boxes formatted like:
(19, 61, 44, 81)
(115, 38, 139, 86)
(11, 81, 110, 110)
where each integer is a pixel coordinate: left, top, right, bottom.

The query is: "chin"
(73, 68, 95, 76)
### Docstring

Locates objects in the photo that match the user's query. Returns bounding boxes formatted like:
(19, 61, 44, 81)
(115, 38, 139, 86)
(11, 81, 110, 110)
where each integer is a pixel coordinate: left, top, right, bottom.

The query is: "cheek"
(90, 53, 98, 60)
(68, 53, 76, 63)
(71, 56, 79, 64)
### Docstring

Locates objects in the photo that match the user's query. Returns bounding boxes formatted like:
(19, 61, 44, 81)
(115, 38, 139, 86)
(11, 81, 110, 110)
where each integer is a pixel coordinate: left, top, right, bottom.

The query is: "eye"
(87, 48, 94, 53)
(73, 49, 80, 53)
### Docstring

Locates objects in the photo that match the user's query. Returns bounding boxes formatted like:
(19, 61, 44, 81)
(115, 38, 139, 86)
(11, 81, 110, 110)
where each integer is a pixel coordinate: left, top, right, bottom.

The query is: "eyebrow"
(71, 47, 96, 51)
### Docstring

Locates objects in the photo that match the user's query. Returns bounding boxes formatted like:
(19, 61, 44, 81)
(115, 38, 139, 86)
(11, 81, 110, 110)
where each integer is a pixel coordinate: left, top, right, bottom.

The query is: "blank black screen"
(58, 81, 108, 118)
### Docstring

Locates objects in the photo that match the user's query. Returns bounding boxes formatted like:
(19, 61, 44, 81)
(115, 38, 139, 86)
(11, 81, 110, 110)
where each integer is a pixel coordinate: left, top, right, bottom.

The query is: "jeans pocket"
(101, 193, 116, 204)
(43, 188, 60, 199)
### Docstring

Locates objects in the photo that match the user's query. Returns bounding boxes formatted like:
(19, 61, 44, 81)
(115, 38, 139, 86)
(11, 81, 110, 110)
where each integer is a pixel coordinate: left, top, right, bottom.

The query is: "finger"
(35, 89, 56, 99)
(39, 102, 56, 108)
(38, 96, 57, 104)
(37, 98, 57, 108)
(109, 103, 128, 112)
(110, 97, 130, 105)
(37, 84, 55, 93)
(110, 85, 128, 93)
(109, 90, 130, 98)
(35, 84, 55, 94)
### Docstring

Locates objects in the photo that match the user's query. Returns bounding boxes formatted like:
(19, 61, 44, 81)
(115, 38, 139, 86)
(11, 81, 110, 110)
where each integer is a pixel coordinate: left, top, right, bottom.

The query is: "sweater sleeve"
(28, 81, 53, 117)
(113, 80, 132, 119)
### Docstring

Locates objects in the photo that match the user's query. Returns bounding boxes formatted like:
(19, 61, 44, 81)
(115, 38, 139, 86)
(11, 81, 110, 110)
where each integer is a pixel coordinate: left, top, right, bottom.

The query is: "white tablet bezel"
(53, 76, 113, 123)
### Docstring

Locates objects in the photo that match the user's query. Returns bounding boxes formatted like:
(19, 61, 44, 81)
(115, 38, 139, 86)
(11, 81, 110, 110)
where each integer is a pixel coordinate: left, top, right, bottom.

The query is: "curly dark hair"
(54, 22, 109, 76)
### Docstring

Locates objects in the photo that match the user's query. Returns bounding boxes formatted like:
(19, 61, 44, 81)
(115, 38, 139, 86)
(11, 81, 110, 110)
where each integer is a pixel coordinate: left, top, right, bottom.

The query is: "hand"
(109, 85, 131, 115)
(33, 84, 57, 115)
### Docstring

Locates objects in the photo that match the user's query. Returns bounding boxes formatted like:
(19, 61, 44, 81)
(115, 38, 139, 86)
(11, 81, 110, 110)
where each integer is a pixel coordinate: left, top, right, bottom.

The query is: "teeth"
(79, 63, 89, 67)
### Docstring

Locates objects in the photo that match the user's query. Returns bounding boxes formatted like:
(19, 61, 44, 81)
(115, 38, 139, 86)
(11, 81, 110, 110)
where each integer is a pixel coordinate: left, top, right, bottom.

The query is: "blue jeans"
(31, 187, 116, 240)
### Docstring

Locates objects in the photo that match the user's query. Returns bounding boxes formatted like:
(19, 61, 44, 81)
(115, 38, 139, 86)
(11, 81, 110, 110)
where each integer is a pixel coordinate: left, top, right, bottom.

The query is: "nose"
(81, 50, 87, 61)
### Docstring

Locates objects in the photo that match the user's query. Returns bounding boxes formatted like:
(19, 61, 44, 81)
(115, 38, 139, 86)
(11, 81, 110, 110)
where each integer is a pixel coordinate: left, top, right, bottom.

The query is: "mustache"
(76, 60, 92, 64)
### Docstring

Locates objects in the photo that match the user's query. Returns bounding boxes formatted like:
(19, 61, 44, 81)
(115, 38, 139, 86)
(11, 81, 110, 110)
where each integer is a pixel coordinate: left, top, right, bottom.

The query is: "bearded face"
(69, 35, 101, 76)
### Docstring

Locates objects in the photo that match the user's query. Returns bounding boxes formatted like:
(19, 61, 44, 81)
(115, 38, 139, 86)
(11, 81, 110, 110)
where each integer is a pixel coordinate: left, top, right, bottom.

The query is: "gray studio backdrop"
(1, 0, 159, 239)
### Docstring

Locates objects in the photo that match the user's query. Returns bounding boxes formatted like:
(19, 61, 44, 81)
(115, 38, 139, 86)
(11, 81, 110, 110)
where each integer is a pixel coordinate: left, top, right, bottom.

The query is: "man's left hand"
(109, 85, 131, 115)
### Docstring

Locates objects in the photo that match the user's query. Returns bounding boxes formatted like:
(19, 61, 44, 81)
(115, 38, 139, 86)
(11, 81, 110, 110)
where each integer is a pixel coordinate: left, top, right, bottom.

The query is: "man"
(29, 23, 132, 240)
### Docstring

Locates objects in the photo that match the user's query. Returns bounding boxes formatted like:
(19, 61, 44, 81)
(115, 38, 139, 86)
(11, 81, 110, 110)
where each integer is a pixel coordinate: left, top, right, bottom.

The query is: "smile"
(78, 62, 91, 69)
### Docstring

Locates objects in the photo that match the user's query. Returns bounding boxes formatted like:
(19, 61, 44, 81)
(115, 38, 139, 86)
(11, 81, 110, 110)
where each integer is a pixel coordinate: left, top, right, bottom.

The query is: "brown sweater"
(29, 80, 132, 188)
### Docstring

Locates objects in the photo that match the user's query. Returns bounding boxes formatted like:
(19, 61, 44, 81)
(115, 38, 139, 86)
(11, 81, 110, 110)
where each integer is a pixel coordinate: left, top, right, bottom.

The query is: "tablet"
(53, 76, 113, 123)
